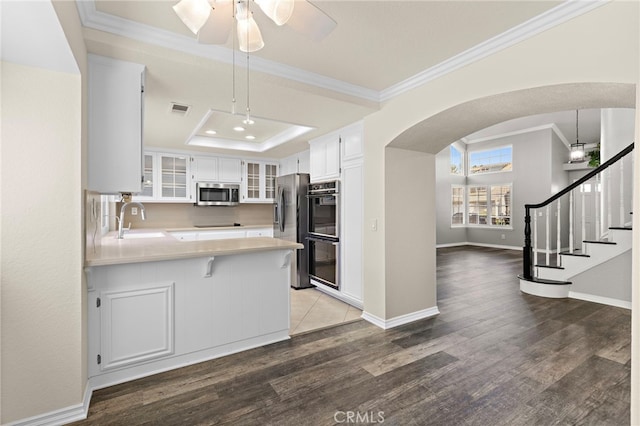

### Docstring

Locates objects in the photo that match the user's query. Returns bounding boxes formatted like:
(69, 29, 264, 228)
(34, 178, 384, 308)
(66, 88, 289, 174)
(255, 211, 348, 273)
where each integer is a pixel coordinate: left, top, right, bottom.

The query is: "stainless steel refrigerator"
(274, 173, 312, 289)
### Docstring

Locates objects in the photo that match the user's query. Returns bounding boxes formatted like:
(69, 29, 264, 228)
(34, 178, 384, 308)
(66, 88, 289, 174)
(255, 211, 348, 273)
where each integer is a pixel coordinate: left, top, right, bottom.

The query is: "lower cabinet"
(87, 250, 291, 388)
(99, 284, 174, 370)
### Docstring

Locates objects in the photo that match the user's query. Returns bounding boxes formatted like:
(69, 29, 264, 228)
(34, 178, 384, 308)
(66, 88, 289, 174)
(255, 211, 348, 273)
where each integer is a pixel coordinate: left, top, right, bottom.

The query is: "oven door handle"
(306, 236, 339, 246)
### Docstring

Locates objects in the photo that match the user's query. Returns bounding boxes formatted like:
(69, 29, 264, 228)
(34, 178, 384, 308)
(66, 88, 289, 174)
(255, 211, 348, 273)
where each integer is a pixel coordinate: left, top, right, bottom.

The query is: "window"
(450, 146, 464, 175)
(451, 186, 465, 225)
(467, 186, 488, 225)
(490, 185, 511, 226)
(467, 185, 512, 227)
(469, 146, 512, 175)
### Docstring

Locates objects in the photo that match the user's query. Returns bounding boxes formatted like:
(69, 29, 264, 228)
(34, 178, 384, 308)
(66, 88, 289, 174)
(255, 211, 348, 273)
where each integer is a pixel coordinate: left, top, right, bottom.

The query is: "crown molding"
(379, 0, 609, 102)
(76, 0, 608, 104)
(75, 0, 379, 102)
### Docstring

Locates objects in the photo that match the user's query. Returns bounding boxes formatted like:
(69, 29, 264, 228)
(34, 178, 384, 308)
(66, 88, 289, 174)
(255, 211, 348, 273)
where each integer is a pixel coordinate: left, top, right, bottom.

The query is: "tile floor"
(289, 287, 362, 335)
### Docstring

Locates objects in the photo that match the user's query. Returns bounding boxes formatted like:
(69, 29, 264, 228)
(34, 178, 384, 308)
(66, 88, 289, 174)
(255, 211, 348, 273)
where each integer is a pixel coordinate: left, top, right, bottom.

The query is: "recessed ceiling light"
(205, 130, 217, 135)
(233, 126, 245, 132)
(245, 135, 256, 140)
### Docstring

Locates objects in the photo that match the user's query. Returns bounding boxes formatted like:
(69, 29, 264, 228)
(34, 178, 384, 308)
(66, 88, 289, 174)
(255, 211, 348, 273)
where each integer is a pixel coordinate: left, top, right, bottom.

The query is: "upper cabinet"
(309, 121, 363, 182)
(241, 161, 278, 203)
(192, 156, 242, 183)
(134, 151, 191, 202)
(278, 150, 310, 176)
(309, 133, 341, 182)
(88, 54, 145, 194)
(340, 121, 364, 163)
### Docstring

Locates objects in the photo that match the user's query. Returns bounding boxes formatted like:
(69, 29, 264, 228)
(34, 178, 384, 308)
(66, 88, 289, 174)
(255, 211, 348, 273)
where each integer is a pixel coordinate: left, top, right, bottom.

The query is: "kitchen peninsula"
(85, 230, 302, 390)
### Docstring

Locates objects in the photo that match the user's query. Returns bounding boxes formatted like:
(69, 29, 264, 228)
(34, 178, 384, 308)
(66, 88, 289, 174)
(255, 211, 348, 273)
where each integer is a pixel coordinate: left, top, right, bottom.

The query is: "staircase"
(518, 143, 634, 307)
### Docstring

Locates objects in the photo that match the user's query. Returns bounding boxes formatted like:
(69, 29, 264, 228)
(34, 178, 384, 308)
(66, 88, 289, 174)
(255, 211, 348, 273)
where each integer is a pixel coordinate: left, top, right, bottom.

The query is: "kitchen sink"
(121, 232, 166, 239)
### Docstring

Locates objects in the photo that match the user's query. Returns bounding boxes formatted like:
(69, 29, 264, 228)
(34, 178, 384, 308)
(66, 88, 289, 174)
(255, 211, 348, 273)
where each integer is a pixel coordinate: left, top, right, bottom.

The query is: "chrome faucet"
(118, 200, 146, 239)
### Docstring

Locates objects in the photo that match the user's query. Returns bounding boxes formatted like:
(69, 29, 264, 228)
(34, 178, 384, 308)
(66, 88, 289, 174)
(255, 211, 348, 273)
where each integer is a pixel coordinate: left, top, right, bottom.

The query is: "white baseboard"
(311, 279, 363, 309)
(568, 291, 632, 310)
(362, 306, 440, 330)
(7, 384, 92, 426)
(436, 242, 521, 251)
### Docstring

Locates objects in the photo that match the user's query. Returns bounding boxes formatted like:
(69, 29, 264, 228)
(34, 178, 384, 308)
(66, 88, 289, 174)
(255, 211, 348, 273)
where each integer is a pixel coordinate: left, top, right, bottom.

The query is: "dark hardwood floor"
(72, 246, 631, 425)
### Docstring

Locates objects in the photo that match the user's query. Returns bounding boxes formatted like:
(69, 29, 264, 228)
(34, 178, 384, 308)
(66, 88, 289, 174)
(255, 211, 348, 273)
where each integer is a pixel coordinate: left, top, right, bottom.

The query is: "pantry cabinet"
(88, 54, 145, 194)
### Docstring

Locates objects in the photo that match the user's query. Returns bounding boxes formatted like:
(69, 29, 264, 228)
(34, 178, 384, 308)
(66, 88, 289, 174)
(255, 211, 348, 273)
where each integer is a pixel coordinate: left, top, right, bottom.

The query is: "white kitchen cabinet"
(169, 227, 273, 241)
(98, 283, 174, 371)
(241, 161, 278, 203)
(137, 153, 157, 200)
(340, 121, 364, 162)
(133, 152, 192, 202)
(88, 54, 145, 194)
(219, 158, 242, 182)
(309, 133, 340, 182)
(278, 150, 310, 176)
(87, 250, 291, 388)
(192, 156, 219, 182)
(340, 161, 364, 304)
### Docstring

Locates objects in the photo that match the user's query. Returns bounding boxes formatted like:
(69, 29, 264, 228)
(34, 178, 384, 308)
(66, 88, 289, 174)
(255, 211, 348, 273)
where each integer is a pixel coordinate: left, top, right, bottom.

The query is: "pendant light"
(236, 1, 264, 53)
(570, 109, 586, 162)
(255, 0, 295, 26)
(172, 0, 212, 34)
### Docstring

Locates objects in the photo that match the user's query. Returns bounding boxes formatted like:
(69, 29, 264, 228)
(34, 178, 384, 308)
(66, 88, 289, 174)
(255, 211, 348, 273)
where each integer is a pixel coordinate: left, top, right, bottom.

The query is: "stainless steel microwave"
(196, 182, 240, 206)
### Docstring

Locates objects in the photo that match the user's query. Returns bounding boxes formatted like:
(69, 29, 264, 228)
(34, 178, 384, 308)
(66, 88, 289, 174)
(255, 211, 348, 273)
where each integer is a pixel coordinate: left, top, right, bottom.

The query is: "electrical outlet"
(131, 207, 138, 216)
(371, 219, 378, 232)
(501, 234, 506, 240)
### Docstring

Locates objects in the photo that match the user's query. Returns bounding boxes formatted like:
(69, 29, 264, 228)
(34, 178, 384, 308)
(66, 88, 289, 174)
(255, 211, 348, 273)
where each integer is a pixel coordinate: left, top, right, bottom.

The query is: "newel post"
(523, 206, 533, 279)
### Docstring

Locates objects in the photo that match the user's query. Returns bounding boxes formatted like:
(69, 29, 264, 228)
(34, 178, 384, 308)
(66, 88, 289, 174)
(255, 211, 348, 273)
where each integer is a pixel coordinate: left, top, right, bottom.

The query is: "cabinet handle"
(204, 256, 215, 278)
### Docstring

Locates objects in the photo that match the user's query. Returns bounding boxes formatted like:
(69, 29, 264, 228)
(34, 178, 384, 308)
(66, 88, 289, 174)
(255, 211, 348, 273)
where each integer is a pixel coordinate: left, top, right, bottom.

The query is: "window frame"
(468, 145, 513, 176)
(450, 184, 466, 227)
(450, 145, 465, 176)
(465, 183, 513, 229)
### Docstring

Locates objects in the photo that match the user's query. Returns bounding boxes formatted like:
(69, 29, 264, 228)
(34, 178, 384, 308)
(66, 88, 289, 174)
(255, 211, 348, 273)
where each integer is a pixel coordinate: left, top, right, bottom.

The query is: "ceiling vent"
(170, 102, 191, 115)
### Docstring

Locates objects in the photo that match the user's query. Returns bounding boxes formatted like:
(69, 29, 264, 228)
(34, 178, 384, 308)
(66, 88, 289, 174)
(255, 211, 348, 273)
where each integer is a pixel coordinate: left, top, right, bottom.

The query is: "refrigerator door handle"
(278, 187, 286, 233)
(274, 203, 279, 225)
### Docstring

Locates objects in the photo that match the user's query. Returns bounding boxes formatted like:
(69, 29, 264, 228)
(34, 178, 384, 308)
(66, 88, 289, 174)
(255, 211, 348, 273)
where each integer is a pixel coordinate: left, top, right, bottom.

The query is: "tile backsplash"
(115, 202, 274, 230)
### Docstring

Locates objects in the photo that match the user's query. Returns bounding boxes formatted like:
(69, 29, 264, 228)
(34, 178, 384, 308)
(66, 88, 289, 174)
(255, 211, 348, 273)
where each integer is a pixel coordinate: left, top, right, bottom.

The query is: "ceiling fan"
(173, 0, 337, 52)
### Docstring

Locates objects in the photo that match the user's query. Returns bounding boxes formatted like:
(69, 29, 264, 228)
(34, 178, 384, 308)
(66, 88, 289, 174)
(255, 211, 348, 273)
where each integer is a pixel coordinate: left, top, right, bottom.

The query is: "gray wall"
(436, 128, 569, 248)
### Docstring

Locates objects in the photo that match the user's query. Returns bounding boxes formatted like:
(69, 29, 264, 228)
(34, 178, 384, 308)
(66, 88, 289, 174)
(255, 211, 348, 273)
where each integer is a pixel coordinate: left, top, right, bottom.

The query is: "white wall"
(0, 62, 83, 423)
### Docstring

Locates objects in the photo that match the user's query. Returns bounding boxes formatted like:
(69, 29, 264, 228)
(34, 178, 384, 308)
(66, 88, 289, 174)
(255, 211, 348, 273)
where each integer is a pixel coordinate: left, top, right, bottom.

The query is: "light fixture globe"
(172, 0, 212, 34)
(256, 0, 295, 26)
(236, 2, 265, 52)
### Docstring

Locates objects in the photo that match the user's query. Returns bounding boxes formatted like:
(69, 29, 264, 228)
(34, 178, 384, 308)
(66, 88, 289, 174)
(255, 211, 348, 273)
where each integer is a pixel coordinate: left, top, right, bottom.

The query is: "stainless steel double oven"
(307, 180, 340, 290)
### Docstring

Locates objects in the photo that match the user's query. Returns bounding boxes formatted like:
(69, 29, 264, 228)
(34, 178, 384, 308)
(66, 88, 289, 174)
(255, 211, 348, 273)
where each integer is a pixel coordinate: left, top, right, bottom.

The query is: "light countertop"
(85, 230, 302, 267)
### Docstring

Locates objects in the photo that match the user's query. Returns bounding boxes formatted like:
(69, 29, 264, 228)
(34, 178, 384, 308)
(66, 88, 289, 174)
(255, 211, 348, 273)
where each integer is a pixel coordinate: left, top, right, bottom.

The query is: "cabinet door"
(264, 163, 278, 200)
(88, 55, 145, 194)
(340, 162, 363, 302)
(309, 137, 340, 182)
(136, 153, 156, 200)
(159, 154, 190, 201)
(243, 161, 262, 202)
(341, 122, 364, 163)
(193, 156, 218, 181)
(219, 158, 242, 182)
(99, 283, 174, 371)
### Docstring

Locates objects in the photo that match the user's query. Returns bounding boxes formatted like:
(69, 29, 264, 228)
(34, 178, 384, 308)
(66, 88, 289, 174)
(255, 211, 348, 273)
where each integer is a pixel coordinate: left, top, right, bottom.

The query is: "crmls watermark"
(334, 411, 385, 424)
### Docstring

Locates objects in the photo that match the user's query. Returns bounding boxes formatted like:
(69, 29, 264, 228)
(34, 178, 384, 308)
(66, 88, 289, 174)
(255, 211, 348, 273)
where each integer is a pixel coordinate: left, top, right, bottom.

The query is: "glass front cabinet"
(133, 152, 191, 202)
(241, 161, 278, 203)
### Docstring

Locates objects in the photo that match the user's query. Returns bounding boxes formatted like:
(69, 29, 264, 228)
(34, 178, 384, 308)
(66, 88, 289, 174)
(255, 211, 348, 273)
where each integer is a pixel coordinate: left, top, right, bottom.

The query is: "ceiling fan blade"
(285, 0, 336, 41)
(197, 1, 233, 44)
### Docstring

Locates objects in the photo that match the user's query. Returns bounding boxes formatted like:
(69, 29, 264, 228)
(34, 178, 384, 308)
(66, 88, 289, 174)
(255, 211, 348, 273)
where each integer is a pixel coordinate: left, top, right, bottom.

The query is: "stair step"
(517, 275, 571, 285)
(535, 264, 564, 270)
(583, 240, 617, 245)
(559, 252, 590, 257)
(609, 226, 632, 230)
